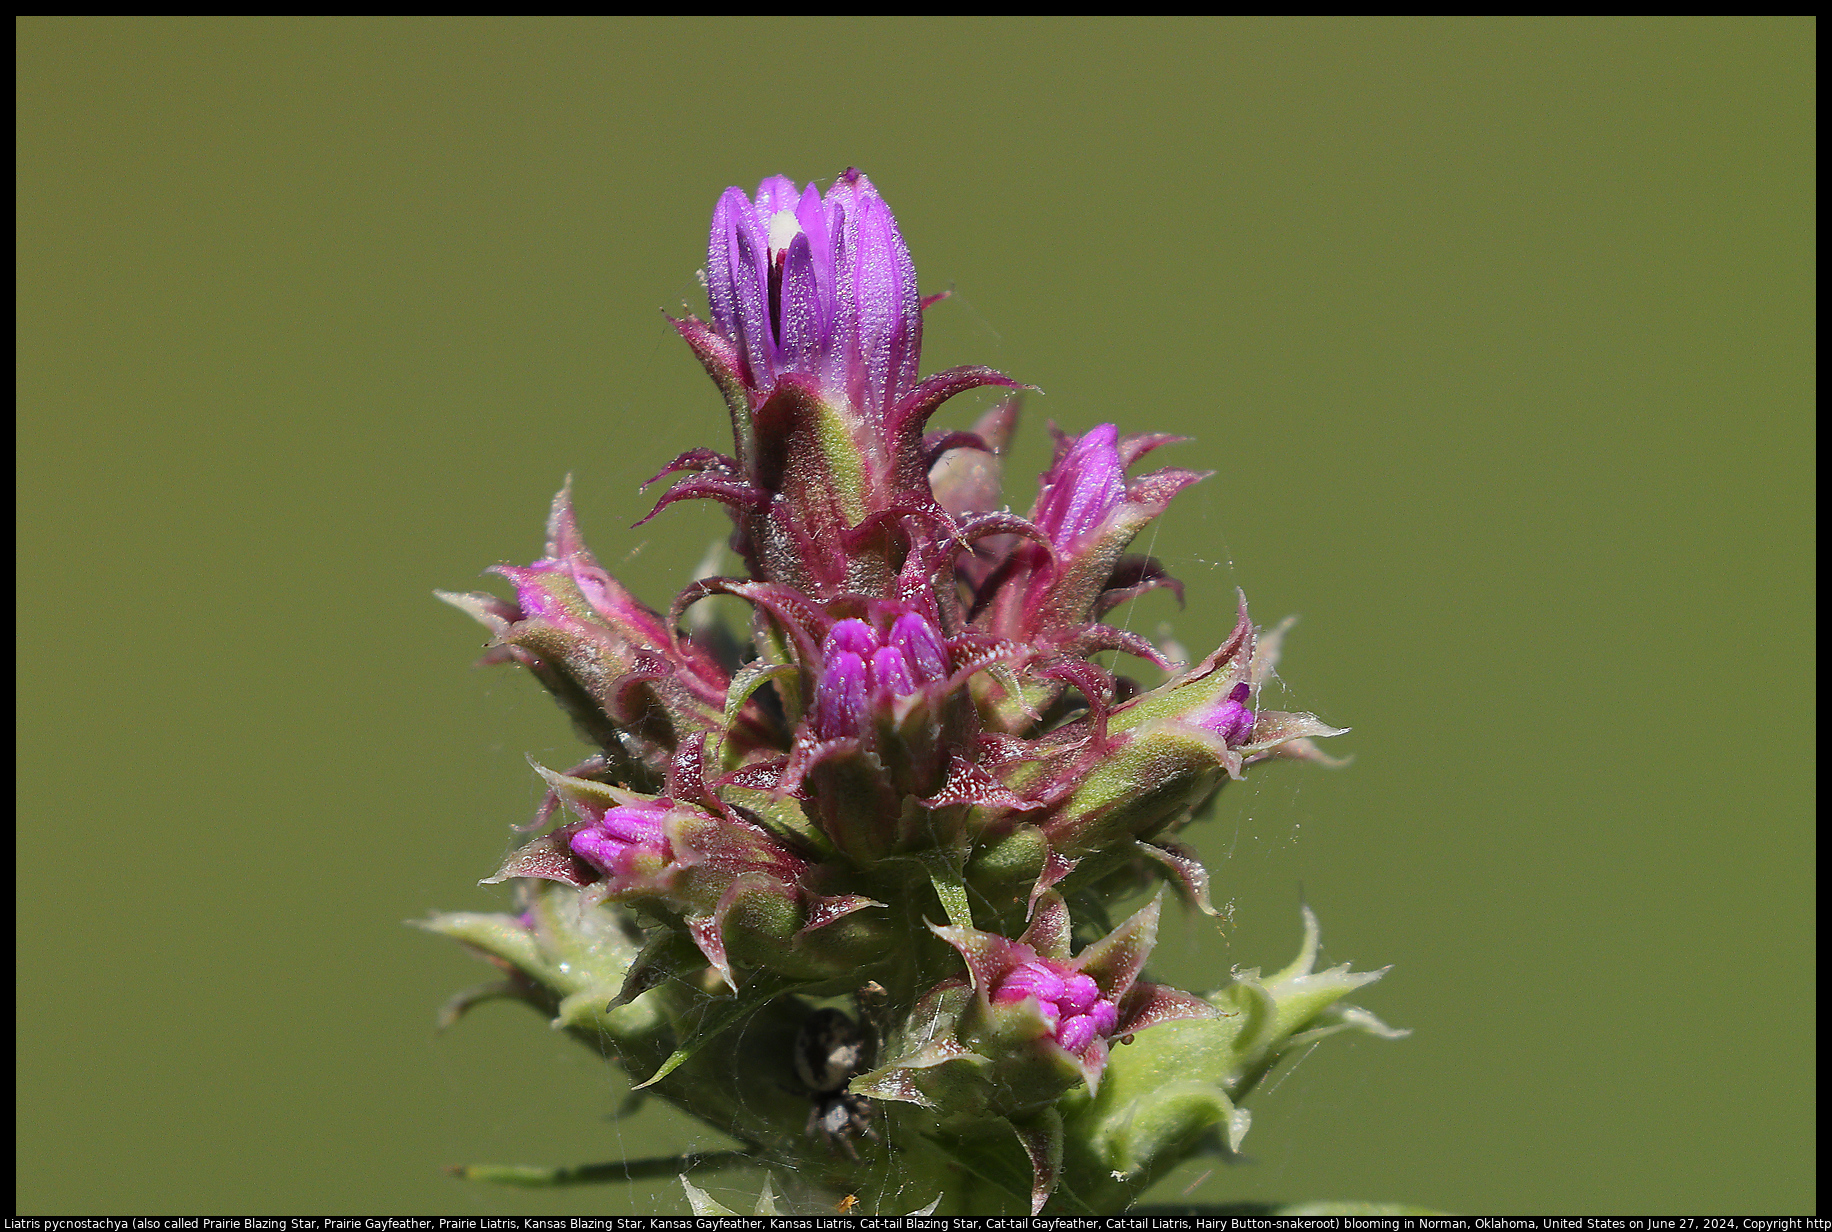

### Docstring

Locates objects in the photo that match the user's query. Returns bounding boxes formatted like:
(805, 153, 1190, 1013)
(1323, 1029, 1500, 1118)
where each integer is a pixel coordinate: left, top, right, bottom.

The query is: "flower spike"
(431, 168, 1398, 1217)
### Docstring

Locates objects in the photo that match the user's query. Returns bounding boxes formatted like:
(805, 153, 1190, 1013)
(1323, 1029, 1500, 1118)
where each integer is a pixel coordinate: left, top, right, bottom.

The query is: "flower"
(960, 422, 1208, 721)
(1198, 680, 1257, 748)
(922, 890, 1219, 1095)
(1032, 422, 1125, 551)
(811, 612, 951, 742)
(992, 958, 1122, 1055)
(568, 802, 670, 879)
(706, 169, 920, 419)
(662, 169, 1018, 598)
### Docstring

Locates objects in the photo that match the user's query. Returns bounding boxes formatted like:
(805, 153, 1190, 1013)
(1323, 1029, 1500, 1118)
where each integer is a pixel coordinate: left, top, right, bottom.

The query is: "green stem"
(449, 1150, 751, 1188)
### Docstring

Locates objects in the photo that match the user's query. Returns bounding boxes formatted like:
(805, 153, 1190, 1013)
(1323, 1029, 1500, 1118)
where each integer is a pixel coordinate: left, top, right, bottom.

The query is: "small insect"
(793, 1006, 879, 1158)
(834, 1194, 859, 1214)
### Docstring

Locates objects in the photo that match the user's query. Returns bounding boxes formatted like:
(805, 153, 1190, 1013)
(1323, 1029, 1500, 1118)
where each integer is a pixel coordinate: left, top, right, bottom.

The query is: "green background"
(17, 17, 1814, 1215)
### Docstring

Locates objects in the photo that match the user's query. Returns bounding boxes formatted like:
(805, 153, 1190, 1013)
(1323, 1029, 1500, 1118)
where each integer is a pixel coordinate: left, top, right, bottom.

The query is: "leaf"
(1133, 839, 1217, 916)
(718, 782, 832, 858)
(915, 846, 975, 930)
(723, 659, 798, 735)
(1010, 1107, 1064, 1215)
(433, 980, 525, 1031)
(608, 928, 705, 1013)
(415, 911, 545, 974)
(752, 1173, 781, 1215)
(915, 1130, 1031, 1207)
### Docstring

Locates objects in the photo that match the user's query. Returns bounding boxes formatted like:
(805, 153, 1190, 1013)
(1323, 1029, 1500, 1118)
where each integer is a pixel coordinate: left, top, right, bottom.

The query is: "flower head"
(810, 612, 951, 742)
(992, 958, 1122, 1056)
(706, 169, 919, 419)
(435, 168, 1385, 1218)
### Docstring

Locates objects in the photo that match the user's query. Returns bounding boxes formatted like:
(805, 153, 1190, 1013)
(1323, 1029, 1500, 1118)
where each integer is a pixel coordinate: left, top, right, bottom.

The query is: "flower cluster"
(570, 803, 669, 879)
(429, 169, 1397, 1216)
(811, 614, 948, 741)
(995, 961, 1117, 1055)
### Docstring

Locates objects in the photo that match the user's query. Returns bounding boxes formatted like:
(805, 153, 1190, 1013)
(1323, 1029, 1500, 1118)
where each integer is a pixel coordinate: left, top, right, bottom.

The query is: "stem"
(449, 1150, 752, 1188)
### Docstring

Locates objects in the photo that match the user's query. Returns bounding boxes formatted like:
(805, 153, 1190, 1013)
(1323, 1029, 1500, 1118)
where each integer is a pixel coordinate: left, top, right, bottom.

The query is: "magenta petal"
(599, 807, 664, 843)
(705, 187, 752, 342)
(793, 182, 834, 311)
(568, 827, 625, 868)
(708, 184, 777, 388)
(1037, 1000, 1062, 1036)
(775, 230, 825, 373)
(852, 197, 913, 417)
(1059, 972, 1101, 1014)
(996, 960, 1067, 1004)
(814, 199, 858, 403)
(753, 174, 801, 219)
(727, 215, 775, 386)
(1034, 423, 1125, 550)
(824, 618, 879, 659)
(827, 169, 918, 419)
(1056, 1013, 1099, 1054)
(888, 611, 949, 683)
(1087, 999, 1120, 1036)
(813, 650, 871, 741)
(871, 645, 916, 697)
(1200, 680, 1257, 747)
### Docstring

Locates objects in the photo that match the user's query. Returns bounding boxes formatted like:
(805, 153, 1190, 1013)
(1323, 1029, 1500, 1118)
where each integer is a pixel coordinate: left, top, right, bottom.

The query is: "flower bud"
(813, 648, 872, 742)
(1032, 422, 1125, 551)
(793, 605, 969, 859)
(806, 610, 951, 749)
(668, 170, 1019, 599)
(888, 610, 949, 682)
(857, 891, 1216, 1212)
(484, 767, 889, 988)
(1197, 681, 1257, 748)
(567, 802, 670, 879)
(993, 960, 1122, 1055)
(705, 169, 918, 420)
(958, 423, 1208, 731)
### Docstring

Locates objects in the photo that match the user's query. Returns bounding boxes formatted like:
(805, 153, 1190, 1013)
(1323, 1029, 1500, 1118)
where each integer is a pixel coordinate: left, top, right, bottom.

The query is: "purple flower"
(993, 958, 1123, 1056)
(887, 610, 949, 681)
(810, 612, 950, 741)
(1198, 681, 1257, 748)
(1033, 423, 1125, 550)
(705, 168, 920, 419)
(926, 889, 1220, 1094)
(812, 649, 871, 742)
(567, 803, 669, 879)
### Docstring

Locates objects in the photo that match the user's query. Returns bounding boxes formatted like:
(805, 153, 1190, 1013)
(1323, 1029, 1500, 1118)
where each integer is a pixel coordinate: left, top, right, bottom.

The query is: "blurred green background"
(17, 16, 1814, 1215)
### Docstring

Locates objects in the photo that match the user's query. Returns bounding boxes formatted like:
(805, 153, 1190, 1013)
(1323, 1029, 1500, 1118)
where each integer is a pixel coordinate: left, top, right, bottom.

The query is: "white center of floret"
(767, 210, 803, 256)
